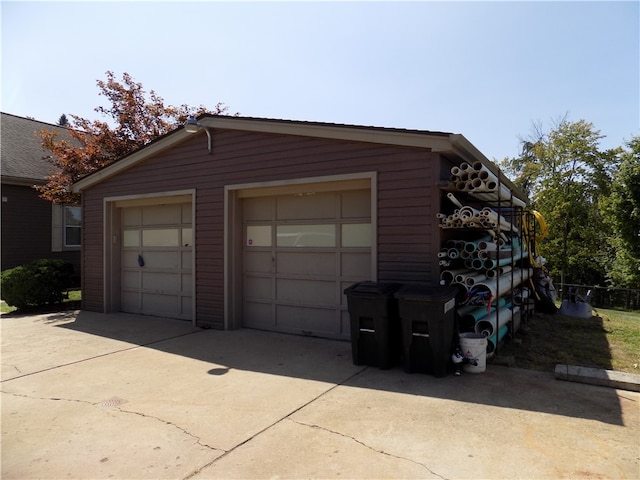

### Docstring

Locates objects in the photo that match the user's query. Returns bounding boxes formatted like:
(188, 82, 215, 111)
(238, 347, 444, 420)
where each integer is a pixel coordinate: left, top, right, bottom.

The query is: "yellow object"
(523, 210, 548, 267)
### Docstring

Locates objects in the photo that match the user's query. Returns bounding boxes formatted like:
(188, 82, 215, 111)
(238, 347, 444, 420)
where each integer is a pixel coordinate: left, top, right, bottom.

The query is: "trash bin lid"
(394, 285, 460, 302)
(343, 281, 402, 297)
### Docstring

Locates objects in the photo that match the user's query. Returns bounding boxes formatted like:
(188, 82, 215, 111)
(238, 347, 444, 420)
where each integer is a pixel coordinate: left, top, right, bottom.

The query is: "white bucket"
(459, 333, 487, 373)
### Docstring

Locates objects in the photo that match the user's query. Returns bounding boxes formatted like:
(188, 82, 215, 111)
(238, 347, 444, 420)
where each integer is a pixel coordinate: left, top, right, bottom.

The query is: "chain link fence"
(559, 284, 640, 311)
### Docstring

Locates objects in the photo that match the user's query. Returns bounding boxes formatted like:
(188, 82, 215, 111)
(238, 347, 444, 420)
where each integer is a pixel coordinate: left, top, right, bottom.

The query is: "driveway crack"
(1, 390, 94, 405)
(288, 418, 447, 480)
(1, 390, 224, 454)
(116, 407, 225, 453)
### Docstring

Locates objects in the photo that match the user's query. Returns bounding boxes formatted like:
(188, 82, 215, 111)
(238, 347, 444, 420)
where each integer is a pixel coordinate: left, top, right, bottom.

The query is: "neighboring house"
(72, 115, 528, 339)
(1, 112, 81, 277)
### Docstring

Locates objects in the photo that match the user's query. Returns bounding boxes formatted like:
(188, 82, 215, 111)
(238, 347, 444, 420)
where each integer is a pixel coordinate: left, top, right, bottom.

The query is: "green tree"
(601, 136, 640, 288)
(57, 114, 69, 126)
(501, 118, 622, 289)
(36, 71, 229, 204)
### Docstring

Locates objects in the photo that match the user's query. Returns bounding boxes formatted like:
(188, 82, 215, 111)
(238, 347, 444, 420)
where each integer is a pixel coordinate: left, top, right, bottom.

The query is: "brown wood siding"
(81, 130, 442, 326)
(1, 184, 80, 277)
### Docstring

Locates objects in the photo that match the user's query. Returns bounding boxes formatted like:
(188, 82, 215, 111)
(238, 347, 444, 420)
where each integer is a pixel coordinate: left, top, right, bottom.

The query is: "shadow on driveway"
(50, 310, 629, 426)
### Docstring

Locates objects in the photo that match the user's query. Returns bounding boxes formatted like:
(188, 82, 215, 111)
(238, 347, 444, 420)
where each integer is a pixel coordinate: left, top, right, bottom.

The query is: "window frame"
(63, 205, 82, 248)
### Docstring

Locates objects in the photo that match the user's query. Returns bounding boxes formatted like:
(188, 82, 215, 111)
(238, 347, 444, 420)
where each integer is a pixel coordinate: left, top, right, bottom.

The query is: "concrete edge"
(554, 364, 640, 393)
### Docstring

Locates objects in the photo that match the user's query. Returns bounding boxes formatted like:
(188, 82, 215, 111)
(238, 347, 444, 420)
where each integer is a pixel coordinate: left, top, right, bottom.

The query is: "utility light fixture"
(184, 115, 212, 154)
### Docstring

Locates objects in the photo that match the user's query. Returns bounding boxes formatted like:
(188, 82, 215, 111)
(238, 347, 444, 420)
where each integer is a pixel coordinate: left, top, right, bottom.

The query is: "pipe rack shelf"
(439, 160, 536, 358)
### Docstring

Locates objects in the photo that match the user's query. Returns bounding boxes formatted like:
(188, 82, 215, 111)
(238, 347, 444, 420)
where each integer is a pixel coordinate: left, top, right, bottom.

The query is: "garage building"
(72, 115, 526, 340)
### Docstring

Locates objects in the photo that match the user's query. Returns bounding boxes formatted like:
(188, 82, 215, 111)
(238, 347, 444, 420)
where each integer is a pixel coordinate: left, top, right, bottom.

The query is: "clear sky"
(1, 1, 638, 161)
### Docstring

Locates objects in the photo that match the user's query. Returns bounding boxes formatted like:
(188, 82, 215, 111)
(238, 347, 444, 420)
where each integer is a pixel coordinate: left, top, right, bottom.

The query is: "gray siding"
(81, 129, 441, 326)
(1, 183, 80, 278)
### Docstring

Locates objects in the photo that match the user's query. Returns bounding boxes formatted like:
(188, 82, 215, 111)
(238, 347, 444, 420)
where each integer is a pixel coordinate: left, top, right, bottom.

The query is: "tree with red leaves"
(36, 71, 229, 204)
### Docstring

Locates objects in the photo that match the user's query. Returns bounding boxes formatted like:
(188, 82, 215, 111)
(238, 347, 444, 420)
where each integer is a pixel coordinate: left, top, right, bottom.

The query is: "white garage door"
(243, 189, 372, 339)
(121, 203, 193, 320)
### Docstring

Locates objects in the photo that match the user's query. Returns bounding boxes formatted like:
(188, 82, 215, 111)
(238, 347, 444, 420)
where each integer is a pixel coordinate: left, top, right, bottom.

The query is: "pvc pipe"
(475, 306, 519, 337)
(461, 299, 510, 331)
(513, 287, 530, 305)
(486, 266, 512, 278)
(460, 307, 494, 331)
(482, 250, 526, 269)
(478, 241, 498, 251)
(447, 192, 465, 209)
(467, 188, 527, 208)
(511, 308, 522, 335)
(472, 268, 532, 298)
(487, 324, 509, 355)
(440, 268, 469, 284)
(470, 163, 523, 208)
(471, 258, 484, 270)
(451, 281, 468, 293)
(465, 273, 488, 287)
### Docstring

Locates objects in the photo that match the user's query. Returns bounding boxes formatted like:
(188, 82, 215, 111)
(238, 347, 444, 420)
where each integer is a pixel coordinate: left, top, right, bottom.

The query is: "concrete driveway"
(1, 310, 638, 479)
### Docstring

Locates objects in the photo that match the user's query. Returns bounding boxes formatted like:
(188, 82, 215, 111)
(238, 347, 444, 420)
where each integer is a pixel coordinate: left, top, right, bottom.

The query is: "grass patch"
(1, 289, 81, 316)
(498, 308, 640, 374)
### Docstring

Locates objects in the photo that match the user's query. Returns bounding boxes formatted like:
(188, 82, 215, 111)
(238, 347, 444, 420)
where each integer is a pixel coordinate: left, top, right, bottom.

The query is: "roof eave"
(71, 117, 525, 203)
(72, 129, 191, 192)
(1, 176, 46, 187)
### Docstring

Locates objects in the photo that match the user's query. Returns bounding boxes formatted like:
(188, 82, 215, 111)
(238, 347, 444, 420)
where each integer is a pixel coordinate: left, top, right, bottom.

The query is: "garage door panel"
(242, 188, 371, 339)
(341, 310, 351, 336)
(244, 197, 273, 221)
(142, 293, 179, 316)
(276, 192, 336, 220)
(244, 276, 272, 300)
(341, 252, 371, 277)
(122, 271, 139, 290)
(121, 291, 139, 312)
(277, 252, 336, 276)
(277, 305, 342, 337)
(277, 279, 335, 305)
(122, 251, 141, 268)
(143, 204, 181, 225)
(182, 297, 193, 317)
(181, 204, 192, 224)
(122, 208, 141, 227)
(182, 274, 193, 294)
(142, 272, 180, 291)
(141, 251, 180, 269)
(341, 190, 371, 218)
(245, 251, 273, 273)
(120, 202, 192, 321)
(244, 302, 274, 329)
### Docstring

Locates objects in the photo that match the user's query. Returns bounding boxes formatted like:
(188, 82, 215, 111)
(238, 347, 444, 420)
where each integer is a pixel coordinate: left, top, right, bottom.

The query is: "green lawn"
(498, 307, 640, 374)
(1, 289, 81, 314)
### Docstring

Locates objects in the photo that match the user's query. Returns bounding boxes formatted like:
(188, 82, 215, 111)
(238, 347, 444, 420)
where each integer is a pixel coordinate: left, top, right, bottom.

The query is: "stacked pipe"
(439, 193, 519, 232)
(439, 235, 525, 276)
(450, 161, 527, 208)
(441, 160, 532, 357)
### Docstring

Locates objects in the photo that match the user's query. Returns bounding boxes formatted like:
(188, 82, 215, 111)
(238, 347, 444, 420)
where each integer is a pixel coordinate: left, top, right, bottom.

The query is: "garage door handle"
(359, 328, 375, 333)
(138, 255, 145, 267)
(412, 333, 430, 338)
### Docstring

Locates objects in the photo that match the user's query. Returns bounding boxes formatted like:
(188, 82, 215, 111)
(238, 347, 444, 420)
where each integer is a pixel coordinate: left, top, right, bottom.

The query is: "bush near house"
(1, 259, 75, 310)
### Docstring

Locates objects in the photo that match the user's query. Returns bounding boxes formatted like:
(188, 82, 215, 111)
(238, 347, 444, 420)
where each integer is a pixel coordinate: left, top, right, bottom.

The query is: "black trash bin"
(394, 285, 459, 377)
(343, 281, 402, 369)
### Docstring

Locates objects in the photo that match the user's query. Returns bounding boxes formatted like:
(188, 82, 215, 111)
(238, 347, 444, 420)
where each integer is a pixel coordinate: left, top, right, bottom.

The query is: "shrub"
(1, 259, 75, 310)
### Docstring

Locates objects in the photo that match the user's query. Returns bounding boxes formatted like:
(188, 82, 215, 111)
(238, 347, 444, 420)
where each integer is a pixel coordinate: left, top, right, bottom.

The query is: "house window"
(64, 206, 81, 247)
